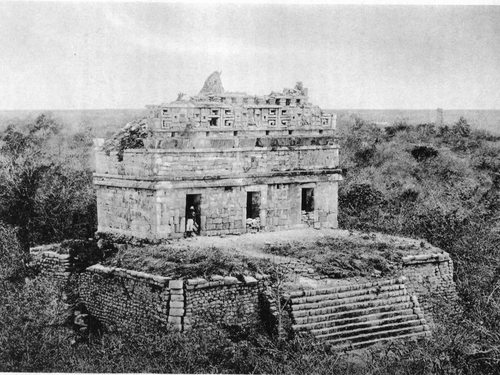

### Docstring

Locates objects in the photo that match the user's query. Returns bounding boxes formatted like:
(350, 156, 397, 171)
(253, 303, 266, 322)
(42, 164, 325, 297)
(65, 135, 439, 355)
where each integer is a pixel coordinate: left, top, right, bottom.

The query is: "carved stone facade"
(94, 72, 341, 240)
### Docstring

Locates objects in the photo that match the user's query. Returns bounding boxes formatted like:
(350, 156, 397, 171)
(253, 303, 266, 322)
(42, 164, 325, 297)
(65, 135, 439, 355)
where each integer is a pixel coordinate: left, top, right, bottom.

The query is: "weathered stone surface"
(170, 301, 184, 309)
(290, 277, 431, 348)
(168, 316, 182, 325)
(169, 308, 185, 316)
(33, 240, 456, 346)
(223, 276, 238, 285)
(243, 275, 258, 285)
(94, 74, 340, 240)
(32, 247, 268, 335)
(169, 280, 184, 289)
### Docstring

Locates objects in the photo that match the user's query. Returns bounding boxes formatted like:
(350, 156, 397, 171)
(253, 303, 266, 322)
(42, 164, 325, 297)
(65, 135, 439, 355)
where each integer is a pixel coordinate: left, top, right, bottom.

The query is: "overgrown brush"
(2, 114, 500, 373)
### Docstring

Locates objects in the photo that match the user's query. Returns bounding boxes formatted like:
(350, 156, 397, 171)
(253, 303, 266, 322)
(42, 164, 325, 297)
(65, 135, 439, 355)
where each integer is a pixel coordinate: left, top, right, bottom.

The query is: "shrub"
(384, 120, 413, 138)
(410, 145, 439, 161)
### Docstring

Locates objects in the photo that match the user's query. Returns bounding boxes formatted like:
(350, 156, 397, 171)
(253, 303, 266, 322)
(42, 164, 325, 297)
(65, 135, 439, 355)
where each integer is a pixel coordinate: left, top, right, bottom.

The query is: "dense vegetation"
(0, 115, 96, 251)
(338, 117, 500, 373)
(1, 114, 500, 373)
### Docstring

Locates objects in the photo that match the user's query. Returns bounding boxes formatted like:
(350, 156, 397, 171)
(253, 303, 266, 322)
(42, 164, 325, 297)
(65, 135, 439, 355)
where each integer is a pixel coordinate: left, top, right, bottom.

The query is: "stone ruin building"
(94, 72, 341, 240)
(30, 72, 457, 349)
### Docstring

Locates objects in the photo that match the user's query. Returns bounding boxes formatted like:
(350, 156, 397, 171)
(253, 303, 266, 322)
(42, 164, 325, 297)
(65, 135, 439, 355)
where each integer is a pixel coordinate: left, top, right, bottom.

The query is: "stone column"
(168, 279, 184, 331)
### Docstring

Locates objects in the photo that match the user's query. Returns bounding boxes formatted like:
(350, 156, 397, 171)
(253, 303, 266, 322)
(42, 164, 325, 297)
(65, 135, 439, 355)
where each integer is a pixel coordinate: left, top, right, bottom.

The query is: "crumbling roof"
(199, 71, 225, 95)
(102, 118, 151, 160)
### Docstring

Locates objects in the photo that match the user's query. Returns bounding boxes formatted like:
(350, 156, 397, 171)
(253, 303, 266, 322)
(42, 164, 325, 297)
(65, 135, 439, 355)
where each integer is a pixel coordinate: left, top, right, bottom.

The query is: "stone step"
(291, 283, 404, 305)
(321, 324, 429, 346)
(292, 295, 411, 318)
(291, 278, 402, 298)
(332, 330, 430, 350)
(293, 308, 416, 332)
(293, 302, 414, 325)
(310, 313, 423, 336)
(292, 289, 407, 312)
(316, 319, 424, 341)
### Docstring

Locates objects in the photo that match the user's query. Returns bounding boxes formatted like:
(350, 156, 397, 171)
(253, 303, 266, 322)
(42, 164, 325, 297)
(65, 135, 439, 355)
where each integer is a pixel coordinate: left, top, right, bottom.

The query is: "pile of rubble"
(102, 118, 151, 161)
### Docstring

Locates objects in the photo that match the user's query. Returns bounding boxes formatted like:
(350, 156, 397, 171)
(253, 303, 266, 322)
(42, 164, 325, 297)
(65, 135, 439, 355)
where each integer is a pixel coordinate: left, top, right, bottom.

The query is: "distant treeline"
(332, 109, 500, 135)
(0, 109, 147, 137)
(1, 108, 499, 138)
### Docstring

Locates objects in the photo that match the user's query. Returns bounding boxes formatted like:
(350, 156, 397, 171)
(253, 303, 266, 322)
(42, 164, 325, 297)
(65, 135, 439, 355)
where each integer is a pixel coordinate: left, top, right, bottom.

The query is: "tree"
(0, 115, 60, 251)
(0, 114, 96, 251)
(453, 116, 471, 138)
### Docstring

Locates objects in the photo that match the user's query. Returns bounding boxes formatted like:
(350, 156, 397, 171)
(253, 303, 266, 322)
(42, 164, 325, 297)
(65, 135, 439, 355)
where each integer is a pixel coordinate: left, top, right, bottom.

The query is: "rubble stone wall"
(32, 248, 457, 335)
(184, 276, 264, 332)
(78, 265, 176, 330)
(401, 253, 457, 321)
(76, 265, 267, 332)
(30, 246, 72, 283)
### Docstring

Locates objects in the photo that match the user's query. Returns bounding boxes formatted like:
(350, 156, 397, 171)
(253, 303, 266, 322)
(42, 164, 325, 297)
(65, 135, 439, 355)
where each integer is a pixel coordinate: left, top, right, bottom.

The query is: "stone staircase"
(288, 278, 430, 349)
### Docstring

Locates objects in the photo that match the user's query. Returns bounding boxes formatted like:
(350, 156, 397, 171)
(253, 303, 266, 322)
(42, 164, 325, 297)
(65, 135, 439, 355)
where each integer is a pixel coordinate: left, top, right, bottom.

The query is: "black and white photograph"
(1, 1, 500, 373)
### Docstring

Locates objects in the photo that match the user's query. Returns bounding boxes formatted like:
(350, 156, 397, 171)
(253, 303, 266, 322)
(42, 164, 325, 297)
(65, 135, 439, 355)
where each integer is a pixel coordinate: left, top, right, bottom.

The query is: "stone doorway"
(301, 188, 315, 226)
(246, 191, 261, 232)
(301, 188, 314, 213)
(186, 194, 202, 234)
(246, 191, 261, 219)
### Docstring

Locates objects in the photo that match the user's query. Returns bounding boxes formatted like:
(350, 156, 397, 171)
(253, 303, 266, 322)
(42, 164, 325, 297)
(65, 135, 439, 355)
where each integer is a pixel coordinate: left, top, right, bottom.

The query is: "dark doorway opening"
(301, 188, 314, 213)
(246, 191, 261, 219)
(209, 117, 218, 127)
(186, 194, 202, 234)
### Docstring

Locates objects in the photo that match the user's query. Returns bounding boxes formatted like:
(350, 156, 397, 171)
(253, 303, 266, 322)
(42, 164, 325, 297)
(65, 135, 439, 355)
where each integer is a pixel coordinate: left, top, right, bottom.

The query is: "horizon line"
(1, 108, 500, 112)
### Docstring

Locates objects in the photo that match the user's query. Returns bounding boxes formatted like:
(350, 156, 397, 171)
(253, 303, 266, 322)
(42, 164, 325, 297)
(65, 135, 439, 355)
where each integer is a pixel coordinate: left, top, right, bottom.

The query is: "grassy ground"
(101, 228, 441, 280)
(103, 243, 275, 279)
(263, 229, 439, 279)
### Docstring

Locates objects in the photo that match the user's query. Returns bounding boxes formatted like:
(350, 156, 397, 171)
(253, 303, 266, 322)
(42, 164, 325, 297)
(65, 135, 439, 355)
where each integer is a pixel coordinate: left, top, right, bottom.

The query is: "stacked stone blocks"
(30, 246, 72, 284)
(96, 145, 339, 179)
(184, 275, 264, 332)
(401, 253, 457, 323)
(31, 247, 457, 348)
(78, 264, 173, 330)
(96, 179, 338, 239)
(76, 264, 269, 333)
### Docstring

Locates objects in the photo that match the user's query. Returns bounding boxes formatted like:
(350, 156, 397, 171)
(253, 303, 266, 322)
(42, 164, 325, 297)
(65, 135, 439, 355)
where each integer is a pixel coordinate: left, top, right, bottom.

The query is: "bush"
(385, 120, 413, 138)
(410, 145, 439, 161)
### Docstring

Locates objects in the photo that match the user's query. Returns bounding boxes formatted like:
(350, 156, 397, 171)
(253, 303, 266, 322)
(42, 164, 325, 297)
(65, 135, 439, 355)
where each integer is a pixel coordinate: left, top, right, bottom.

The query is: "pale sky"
(0, 3, 499, 110)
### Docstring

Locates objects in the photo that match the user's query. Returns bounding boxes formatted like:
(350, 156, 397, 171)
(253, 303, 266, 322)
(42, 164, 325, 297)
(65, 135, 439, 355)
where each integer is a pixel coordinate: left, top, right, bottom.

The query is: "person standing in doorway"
(186, 206, 196, 237)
